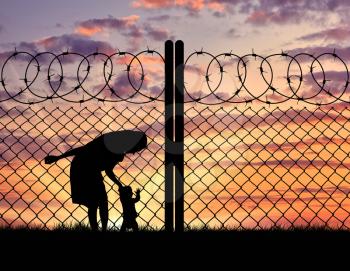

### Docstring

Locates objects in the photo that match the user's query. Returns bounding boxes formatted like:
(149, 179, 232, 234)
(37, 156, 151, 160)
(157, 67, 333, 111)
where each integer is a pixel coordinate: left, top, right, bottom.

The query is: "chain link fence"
(0, 103, 164, 229)
(184, 104, 350, 229)
(2, 42, 350, 231)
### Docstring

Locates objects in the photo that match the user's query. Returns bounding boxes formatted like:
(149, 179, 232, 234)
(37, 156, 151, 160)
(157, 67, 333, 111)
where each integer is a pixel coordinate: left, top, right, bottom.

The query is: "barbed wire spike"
(107, 72, 116, 81)
(1, 78, 7, 87)
(195, 48, 204, 56)
(12, 47, 18, 59)
(244, 99, 252, 106)
(79, 96, 85, 105)
(281, 50, 288, 58)
(61, 49, 69, 56)
(46, 74, 54, 81)
(332, 48, 338, 59)
(84, 65, 91, 73)
(47, 95, 54, 103)
(140, 73, 145, 81)
(259, 66, 266, 74)
(109, 87, 116, 95)
(309, 65, 316, 73)
(224, 50, 233, 58)
(286, 76, 291, 84)
(205, 74, 211, 82)
(20, 77, 30, 84)
(323, 79, 330, 85)
(252, 49, 257, 60)
(93, 48, 99, 57)
(146, 46, 155, 55)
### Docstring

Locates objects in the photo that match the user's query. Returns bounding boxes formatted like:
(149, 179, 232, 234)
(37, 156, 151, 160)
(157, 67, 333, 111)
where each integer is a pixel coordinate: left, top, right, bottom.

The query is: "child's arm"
(133, 188, 141, 203)
(44, 146, 84, 164)
(105, 168, 123, 189)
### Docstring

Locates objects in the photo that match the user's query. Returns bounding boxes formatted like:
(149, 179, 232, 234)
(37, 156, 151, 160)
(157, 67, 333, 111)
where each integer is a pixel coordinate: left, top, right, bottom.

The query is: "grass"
(1, 222, 349, 237)
(2, 222, 350, 232)
(185, 224, 350, 232)
(1, 223, 349, 260)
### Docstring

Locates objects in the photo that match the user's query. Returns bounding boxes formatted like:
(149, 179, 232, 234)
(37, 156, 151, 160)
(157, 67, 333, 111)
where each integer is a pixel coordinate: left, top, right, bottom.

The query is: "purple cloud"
(108, 72, 143, 99)
(144, 24, 171, 41)
(288, 45, 350, 61)
(74, 16, 172, 50)
(298, 27, 350, 42)
(75, 15, 140, 37)
(226, 28, 241, 38)
(36, 34, 115, 55)
(303, 71, 349, 95)
(245, 8, 304, 25)
(132, 0, 350, 25)
(147, 15, 172, 21)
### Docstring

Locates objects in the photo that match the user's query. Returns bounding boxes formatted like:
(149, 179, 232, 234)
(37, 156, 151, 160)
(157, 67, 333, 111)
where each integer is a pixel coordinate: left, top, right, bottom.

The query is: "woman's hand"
(105, 168, 123, 189)
(44, 155, 59, 164)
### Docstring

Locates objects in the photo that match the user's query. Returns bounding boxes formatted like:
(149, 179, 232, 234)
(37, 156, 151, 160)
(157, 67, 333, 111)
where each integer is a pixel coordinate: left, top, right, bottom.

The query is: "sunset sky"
(1, 0, 350, 56)
(1, 0, 350, 229)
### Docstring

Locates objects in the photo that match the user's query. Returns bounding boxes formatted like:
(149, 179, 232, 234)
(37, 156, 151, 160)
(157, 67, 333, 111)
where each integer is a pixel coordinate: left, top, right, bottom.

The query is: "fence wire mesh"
(0, 104, 164, 229)
(184, 103, 350, 229)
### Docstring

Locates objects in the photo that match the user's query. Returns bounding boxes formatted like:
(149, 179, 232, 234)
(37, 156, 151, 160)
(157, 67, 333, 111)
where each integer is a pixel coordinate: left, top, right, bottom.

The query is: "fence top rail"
(0, 42, 349, 105)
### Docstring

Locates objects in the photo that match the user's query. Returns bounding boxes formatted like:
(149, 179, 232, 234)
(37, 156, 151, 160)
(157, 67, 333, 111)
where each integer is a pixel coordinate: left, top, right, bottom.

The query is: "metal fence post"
(165, 40, 174, 232)
(175, 40, 184, 232)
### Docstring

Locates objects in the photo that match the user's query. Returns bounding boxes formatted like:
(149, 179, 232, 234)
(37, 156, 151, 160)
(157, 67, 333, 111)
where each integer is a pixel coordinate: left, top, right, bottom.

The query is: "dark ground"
(1, 230, 348, 269)
(1, 228, 349, 259)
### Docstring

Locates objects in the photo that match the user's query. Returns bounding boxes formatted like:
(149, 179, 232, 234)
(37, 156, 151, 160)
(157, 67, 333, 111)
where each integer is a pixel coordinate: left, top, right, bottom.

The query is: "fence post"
(175, 40, 184, 232)
(165, 40, 174, 232)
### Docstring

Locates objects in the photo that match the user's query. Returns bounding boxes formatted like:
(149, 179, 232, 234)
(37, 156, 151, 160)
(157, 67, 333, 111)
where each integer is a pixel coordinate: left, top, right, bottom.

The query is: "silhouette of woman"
(44, 130, 147, 231)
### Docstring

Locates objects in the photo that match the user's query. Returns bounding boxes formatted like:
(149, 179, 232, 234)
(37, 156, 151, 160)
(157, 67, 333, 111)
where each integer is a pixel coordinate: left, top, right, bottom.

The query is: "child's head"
(124, 186, 133, 197)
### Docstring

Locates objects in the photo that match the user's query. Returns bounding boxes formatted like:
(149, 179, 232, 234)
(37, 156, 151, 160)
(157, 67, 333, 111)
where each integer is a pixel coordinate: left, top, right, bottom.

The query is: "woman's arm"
(44, 146, 84, 164)
(105, 168, 123, 189)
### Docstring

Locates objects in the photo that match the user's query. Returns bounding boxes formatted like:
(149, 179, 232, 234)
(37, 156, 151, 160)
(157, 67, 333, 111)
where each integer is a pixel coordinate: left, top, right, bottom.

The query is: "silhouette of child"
(114, 181, 141, 231)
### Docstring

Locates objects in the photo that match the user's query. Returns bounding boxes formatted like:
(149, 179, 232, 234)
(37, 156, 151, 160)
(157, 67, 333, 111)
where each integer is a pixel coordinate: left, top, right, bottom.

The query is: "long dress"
(68, 130, 146, 207)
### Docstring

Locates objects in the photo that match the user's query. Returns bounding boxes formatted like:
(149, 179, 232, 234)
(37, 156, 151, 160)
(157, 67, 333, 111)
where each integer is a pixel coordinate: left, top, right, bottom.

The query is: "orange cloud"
(122, 15, 141, 26)
(75, 26, 103, 37)
(132, 0, 173, 9)
(132, 0, 219, 12)
(176, 0, 205, 11)
(74, 15, 140, 37)
(207, 1, 225, 12)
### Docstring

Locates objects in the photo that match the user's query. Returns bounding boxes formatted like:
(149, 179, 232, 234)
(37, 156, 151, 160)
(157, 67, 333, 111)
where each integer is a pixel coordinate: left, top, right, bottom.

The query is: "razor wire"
(1, 48, 349, 105)
(184, 49, 350, 105)
(0, 48, 164, 105)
